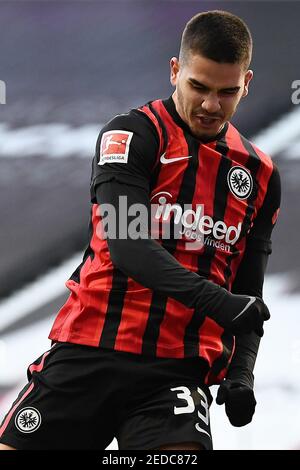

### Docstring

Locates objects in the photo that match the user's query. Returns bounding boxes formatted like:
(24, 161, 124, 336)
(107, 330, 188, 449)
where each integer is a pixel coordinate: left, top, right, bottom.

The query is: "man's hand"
(216, 294, 270, 337)
(216, 379, 257, 427)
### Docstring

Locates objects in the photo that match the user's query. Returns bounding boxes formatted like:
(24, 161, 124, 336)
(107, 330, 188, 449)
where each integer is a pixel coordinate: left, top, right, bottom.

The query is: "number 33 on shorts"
(170, 386, 211, 438)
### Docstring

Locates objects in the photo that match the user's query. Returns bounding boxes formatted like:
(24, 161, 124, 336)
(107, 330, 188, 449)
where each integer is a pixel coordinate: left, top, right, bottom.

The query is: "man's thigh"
(0, 443, 16, 450)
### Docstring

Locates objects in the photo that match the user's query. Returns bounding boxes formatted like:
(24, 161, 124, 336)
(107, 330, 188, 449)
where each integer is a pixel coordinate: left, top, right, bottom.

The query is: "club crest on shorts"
(15, 407, 41, 433)
(227, 166, 253, 200)
(99, 130, 133, 165)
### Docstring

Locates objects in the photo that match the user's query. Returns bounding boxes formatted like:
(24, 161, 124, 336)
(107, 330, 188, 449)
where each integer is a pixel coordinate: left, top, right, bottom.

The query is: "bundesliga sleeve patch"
(99, 130, 133, 165)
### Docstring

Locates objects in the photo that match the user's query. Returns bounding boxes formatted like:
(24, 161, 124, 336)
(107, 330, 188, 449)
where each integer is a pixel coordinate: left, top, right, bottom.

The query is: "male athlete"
(0, 10, 280, 450)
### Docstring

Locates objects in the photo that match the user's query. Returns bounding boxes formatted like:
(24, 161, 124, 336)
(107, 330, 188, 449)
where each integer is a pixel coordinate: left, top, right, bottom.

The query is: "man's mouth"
(195, 115, 221, 127)
(196, 114, 220, 126)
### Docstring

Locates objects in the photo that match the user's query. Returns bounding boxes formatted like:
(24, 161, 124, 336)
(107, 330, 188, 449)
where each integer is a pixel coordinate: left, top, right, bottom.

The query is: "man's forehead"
(184, 52, 245, 71)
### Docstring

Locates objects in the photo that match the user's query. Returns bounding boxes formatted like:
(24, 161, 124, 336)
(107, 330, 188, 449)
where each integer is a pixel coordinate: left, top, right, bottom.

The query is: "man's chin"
(190, 122, 225, 142)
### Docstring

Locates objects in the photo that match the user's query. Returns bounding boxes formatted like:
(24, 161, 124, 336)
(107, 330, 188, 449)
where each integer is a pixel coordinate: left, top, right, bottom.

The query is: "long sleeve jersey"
(49, 96, 281, 385)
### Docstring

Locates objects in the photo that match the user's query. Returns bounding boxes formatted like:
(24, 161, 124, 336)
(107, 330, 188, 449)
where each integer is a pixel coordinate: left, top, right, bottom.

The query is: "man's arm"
(216, 164, 281, 426)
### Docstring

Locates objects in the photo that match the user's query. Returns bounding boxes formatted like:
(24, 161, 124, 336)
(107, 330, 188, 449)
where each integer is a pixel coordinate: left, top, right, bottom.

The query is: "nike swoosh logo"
(160, 153, 193, 164)
(195, 423, 211, 437)
(232, 296, 256, 322)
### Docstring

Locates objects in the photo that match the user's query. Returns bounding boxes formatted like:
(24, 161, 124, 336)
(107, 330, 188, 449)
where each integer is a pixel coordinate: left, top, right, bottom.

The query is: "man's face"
(170, 53, 253, 140)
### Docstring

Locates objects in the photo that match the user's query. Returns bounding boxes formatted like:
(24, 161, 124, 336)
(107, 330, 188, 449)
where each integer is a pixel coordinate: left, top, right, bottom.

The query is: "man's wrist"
(226, 367, 254, 389)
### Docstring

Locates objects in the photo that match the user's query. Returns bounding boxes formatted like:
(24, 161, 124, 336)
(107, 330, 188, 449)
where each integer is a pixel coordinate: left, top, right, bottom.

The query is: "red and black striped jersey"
(49, 96, 280, 385)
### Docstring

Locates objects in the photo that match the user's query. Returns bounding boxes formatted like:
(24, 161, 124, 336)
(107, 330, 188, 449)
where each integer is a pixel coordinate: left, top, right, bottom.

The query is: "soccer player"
(0, 10, 280, 450)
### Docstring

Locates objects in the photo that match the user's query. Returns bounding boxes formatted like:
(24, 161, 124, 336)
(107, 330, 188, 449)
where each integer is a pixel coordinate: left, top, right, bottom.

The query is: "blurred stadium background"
(0, 0, 299, 450)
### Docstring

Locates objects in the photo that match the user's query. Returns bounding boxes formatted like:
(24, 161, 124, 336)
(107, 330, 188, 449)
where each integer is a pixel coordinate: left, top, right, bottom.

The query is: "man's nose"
(201, 94, 221, 114)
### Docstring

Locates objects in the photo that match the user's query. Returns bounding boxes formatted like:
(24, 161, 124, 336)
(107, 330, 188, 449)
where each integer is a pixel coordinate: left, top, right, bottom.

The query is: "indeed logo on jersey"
(151, 192, 242, 252)
(99, 130, 133, 165)
(96, 193, 242, 253)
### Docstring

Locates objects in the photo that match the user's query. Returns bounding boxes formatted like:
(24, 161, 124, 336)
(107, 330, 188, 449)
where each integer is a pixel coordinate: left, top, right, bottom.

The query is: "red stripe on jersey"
(156, 300, 195, 358)
(138, 103, 165, 159)
(49, 204, 114, 345)
(198, 318, 225, 367)
(226, 123, 252, 164)
(226, 123, 250, 166)
(114, 287, 153, 354)
(272, 207, 280, 225)
(192, 143, 223, 282)
(149, 102, 190, 203)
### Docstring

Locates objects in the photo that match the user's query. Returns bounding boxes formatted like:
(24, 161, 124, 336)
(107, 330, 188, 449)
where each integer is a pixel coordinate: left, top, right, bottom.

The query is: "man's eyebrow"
(189, 78, 241, 92)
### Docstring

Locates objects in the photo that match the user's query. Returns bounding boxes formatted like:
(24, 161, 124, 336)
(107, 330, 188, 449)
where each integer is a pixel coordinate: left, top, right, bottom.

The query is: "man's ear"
(242, 69, 253, 97)
(170, 57, 180, 87)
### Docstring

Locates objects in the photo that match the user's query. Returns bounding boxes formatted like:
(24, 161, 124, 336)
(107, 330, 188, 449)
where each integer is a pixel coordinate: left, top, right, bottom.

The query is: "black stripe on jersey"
(99, 269, 128, 349)
(141, 293, 168, 355)
(183, 308, 206, 357)
(142, 131, 200, 356)
(221, 246, 239, 290)
(222, 136, 262, 290)
(69, 206, 95, 284)
(197, 136, 231, 279)
(148, 102, 168, 154)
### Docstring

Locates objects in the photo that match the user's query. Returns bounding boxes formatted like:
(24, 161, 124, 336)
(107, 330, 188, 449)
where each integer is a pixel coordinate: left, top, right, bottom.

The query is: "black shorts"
(0, 342, 213, 450)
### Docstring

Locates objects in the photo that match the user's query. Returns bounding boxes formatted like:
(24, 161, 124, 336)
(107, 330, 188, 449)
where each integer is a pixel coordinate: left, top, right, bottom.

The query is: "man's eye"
(191, 84, 205, 91)
(221, 90, 238, 95)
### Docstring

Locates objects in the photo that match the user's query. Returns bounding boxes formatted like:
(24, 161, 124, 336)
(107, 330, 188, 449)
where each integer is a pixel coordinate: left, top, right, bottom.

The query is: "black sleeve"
(90, 109, 159, 203)
(228, 165, 281, 387)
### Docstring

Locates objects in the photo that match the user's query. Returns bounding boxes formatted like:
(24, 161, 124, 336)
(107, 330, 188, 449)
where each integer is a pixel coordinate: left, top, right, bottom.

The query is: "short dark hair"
(179, 10, 252, 69)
